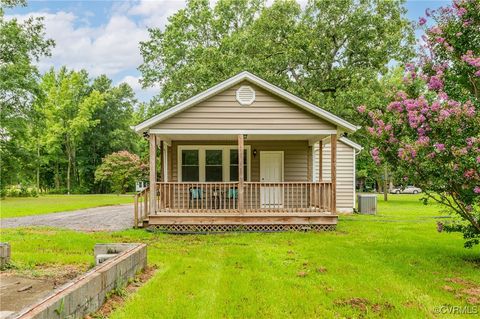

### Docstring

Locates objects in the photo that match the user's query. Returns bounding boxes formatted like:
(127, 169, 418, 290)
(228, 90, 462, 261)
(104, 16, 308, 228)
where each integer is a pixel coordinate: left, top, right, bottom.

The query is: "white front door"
(260, 151, 284, 208)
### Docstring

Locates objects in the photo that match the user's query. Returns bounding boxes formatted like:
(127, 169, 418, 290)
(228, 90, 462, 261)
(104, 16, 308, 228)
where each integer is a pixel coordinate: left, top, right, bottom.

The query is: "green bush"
(4, 185, 39, 197)
(47, 187, 68, 195)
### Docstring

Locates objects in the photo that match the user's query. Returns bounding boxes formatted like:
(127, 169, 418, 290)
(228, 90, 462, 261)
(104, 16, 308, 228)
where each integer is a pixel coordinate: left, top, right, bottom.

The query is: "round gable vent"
(236, 85, 255, 105)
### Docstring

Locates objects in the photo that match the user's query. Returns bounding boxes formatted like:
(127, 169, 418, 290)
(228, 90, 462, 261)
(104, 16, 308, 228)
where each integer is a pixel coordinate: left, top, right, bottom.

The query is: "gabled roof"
(134, 71, 360, 133)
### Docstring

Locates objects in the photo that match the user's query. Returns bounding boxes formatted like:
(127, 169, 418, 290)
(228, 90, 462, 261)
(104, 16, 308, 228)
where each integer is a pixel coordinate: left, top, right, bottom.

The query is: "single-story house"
(133, 71, 361, 232)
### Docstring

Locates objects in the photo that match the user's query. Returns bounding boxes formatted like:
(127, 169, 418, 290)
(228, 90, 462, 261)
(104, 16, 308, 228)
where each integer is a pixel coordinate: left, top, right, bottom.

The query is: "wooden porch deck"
(135, 182, 337, 233)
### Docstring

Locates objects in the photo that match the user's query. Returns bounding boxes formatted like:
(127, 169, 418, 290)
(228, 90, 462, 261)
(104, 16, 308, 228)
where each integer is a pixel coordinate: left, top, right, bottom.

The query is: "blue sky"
(6, 0, 450, 102)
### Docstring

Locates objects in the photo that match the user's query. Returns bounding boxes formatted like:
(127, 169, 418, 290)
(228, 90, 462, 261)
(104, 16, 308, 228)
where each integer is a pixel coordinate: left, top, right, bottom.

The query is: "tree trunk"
(36, 143, 40, 191)
(67, 154, 71, 195)
(55, 162, 60, 189)
(383, 166, 388, 201)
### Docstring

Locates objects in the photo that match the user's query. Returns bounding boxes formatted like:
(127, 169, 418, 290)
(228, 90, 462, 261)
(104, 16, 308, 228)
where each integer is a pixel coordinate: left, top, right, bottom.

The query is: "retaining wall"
(10, 243, 147, 319)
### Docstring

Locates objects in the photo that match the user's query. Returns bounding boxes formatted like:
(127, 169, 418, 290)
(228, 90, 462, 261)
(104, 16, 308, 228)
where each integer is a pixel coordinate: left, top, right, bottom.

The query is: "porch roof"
(134, 71, 360, 134)
(150, 130, 336, 145)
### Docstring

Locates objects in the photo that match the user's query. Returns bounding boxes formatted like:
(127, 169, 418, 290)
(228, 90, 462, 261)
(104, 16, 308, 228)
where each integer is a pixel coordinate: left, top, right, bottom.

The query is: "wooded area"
(1, 0, 417, 195)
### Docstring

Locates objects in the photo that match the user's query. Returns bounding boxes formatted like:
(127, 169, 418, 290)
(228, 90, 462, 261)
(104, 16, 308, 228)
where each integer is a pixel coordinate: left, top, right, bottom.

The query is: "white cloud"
(128, 0, 186, 28)
(118, 75, 160, 101)
(7, 11, 149, 77)
(4, 1, 188, 101)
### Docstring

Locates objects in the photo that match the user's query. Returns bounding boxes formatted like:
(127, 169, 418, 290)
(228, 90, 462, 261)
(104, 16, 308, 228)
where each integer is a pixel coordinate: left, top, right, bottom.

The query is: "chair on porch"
(226, 187, 238, 210)
(189, 187, 204, 209)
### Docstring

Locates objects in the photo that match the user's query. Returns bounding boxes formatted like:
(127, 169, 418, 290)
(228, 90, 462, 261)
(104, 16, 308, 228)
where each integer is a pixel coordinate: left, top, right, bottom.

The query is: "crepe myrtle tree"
(95, 151, 147, 194)
(359, 0, 480, 247)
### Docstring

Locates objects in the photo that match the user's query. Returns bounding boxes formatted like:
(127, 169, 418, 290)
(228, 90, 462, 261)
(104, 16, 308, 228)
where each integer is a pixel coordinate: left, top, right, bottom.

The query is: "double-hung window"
(178, 146, 250, 182)
(205, 150, 223, 182)
(229, 149, 247, 182)
(181, 150, 200, 182)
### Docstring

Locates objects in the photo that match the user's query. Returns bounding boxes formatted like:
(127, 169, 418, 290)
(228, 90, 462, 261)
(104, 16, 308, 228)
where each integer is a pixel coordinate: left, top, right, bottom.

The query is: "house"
(133, 71, 361, 232)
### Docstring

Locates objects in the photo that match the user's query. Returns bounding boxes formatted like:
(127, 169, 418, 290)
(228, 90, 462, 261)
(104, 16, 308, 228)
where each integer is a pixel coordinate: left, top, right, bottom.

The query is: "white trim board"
(339, 137, 363, 151)
(150, 129, 339, 135)
(135, 71, 359, 133)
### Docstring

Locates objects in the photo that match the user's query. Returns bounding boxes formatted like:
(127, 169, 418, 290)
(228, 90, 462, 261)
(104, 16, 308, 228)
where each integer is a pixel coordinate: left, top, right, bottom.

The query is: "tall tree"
(0, 0, 54, 190)
(38, 68, 105, 194)
(77, 75, 141, 193)
(139, 0, 414, 120)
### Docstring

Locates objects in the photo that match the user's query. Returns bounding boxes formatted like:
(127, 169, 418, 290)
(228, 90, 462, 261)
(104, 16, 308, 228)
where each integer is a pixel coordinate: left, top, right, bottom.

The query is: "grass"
(0, 194, 133, 218)
(1, 195, 479, 318)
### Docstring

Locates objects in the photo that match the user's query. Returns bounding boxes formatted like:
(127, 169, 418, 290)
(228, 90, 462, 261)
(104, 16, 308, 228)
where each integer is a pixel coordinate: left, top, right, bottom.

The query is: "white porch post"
(238, 134, 244, 212)
(330, 134, 337, 213)
(149, 134, 157, 214)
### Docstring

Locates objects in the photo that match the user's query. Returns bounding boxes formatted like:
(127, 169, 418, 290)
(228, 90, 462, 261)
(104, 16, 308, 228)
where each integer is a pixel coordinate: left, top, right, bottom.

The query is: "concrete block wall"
(10, 243, 147, 319)
(0, 243, 11, 268)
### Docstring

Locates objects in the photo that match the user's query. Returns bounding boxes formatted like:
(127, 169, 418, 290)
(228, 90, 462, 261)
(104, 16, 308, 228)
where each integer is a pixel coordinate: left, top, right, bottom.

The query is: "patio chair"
(226, 187, 238, 209)
(189, 187, 204, 209)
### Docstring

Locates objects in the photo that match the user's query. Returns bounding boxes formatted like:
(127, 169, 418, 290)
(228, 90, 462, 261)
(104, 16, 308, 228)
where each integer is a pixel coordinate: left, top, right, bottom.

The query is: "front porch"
(134, 132, 338, 232)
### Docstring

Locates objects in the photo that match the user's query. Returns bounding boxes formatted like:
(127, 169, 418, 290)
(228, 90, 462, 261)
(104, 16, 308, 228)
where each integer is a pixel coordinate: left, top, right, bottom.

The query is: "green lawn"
(1, 195, 479, 318)
(0, 194, 133, 218)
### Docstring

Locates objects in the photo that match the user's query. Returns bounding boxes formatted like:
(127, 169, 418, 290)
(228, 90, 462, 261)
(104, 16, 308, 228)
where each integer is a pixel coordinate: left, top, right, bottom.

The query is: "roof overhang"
(134, 71, 360, 134)
(339, 137, 363, 151)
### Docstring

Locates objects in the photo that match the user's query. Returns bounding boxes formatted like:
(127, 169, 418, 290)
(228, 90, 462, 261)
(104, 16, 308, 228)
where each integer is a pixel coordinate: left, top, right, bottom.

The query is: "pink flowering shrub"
(363, 0, 480, 247)
(95, 151, 148, 194)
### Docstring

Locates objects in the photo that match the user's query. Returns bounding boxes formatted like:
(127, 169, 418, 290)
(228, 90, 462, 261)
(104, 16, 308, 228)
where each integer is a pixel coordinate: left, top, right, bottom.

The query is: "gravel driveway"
(0, 204, 134, 231)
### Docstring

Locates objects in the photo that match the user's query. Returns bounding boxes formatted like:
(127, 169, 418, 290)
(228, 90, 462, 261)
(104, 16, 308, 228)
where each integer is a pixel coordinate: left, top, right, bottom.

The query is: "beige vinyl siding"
(153, 82, 336, 131)
(314, 139, 356, 212)
(171, 140, 308, 182)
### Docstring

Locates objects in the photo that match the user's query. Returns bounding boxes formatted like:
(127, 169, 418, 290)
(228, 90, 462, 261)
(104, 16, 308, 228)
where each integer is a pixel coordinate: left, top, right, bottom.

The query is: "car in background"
(390, 185, 422, 194)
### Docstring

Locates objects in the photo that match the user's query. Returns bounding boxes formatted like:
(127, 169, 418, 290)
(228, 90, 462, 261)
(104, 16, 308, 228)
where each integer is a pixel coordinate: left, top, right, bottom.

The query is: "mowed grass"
(0, 194, 133, 218)
(1, 195, 479, 318)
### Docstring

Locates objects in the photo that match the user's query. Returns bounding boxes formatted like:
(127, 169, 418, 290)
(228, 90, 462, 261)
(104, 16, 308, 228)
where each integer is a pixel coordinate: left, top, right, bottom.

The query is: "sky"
(5, 0, 450, 102)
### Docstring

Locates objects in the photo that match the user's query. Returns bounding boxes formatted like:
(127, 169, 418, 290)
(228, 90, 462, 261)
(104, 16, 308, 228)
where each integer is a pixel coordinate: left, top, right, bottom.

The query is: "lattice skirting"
(147, 224, 336, 234)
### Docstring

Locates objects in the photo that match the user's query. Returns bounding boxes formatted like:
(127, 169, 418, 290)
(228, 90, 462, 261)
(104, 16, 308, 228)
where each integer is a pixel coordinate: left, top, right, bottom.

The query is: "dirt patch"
(0, 273, 56, 314)
(334, 297, 395, 315)
(0, 265, 84, 315)
(443, 277, 480, 305)
(403, 300, 420, 309)
(86, 265, 157, 319)
(316, 266, 327, 273)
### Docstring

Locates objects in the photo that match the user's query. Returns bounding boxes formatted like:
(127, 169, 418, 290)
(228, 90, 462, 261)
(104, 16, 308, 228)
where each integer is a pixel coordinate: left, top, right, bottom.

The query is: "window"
(178, 146, 250, 182)
(181, 150, 199, 181)
(229, 149, 247, 181)
(205, 150, 223, 181)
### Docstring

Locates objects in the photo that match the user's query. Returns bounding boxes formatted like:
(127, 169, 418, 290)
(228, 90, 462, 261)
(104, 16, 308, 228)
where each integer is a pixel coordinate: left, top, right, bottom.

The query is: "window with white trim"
(229, 149, 247, 182)
(205, 149, 223, 181)
(178, 145, 250, 182)
(181, 149, 199, 181)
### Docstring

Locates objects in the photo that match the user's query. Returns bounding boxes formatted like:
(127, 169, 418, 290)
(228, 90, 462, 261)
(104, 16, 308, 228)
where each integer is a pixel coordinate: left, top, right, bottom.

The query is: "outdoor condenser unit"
(357, 194, 377, 214)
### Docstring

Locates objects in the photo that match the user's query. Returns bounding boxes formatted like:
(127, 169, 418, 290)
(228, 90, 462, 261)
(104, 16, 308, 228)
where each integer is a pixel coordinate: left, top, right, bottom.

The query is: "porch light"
(243, 134, 248, 140)
(253, 149, 257, 158)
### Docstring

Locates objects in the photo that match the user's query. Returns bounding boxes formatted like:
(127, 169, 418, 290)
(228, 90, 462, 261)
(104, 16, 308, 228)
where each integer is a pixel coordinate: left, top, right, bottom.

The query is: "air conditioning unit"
(357, 194, 377, 214)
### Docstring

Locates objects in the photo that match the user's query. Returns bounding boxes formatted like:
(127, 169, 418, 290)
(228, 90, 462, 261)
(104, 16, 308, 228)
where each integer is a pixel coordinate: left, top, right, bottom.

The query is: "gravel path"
(0, 204, 134, 231)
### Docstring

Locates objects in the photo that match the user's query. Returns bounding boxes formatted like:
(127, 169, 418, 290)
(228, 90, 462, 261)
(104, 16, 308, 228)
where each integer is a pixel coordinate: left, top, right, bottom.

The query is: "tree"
(139, 0, 414, 119)
(95, 151, 147, 194)
(38, 68, 105, 194)
(362, 0, 480, 247)
(77, 75, 142, 193)
(0, 0, 54, 190)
